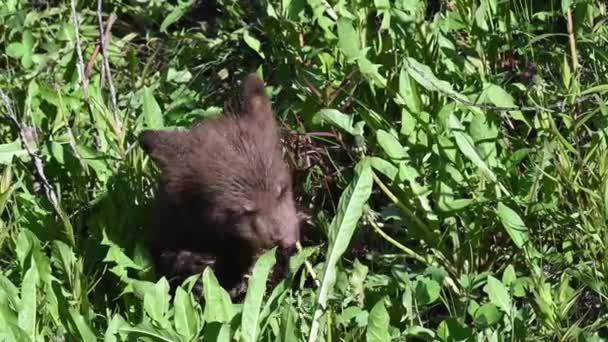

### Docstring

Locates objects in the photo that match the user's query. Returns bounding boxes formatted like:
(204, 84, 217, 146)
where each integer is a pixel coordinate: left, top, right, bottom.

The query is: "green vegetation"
(1, 0, 608, 340)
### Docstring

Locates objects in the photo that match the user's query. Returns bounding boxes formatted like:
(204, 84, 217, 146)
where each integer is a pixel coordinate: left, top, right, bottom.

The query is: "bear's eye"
(242, 202, 257, 216)
(276, 184, 287, 199)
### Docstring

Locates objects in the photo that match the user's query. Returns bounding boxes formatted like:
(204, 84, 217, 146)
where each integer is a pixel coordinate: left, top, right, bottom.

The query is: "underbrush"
(1, 0, 607, 340)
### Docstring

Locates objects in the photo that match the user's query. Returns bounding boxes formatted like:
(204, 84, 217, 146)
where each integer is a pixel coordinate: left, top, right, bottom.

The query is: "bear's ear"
(139, 129, 187, 171)
(239, 73, 273, 122)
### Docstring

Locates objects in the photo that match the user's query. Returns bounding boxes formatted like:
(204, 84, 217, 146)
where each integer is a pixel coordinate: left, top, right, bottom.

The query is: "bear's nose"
(279, 237, 297, 257)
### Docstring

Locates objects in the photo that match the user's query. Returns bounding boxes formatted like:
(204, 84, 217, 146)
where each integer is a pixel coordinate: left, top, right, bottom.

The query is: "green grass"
(1, 0, 608, 340)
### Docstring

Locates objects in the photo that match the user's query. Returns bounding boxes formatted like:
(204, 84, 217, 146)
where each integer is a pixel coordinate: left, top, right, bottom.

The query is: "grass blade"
(240, 247, 277, 342)
(308, 158, 373, 342)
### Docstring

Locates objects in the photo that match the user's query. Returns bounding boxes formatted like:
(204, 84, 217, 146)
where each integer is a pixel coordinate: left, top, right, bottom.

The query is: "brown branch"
(566, 9, 578, 73)
(85, 13, 117, 81)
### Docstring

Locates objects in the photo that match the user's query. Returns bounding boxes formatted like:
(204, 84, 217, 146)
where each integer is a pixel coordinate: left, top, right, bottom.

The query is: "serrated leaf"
(485, 275, 512, 315)
(241, 248, 277, 342)
(366, 299, 390, 342)
(143, 277, 171, 325)
(142, 86, 164, 129)
(104, 314, 129, 342)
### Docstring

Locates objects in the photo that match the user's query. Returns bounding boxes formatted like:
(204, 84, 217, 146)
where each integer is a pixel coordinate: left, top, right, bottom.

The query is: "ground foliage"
(1, 0, 608, 340)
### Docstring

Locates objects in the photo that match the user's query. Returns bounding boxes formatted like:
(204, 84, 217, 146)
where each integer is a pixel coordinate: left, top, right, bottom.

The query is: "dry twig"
(70, 0, 102, 150)
(96, 3, 122, 134)
(0, 91, 75, 246)
(70, 0, 88, 96)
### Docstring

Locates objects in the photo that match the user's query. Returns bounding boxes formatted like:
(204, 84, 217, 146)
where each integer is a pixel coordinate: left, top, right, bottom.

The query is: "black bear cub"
(139, 74, 300, 300)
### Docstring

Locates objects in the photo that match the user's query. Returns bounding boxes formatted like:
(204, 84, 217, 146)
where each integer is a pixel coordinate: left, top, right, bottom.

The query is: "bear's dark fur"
(139, 74, 300, 300)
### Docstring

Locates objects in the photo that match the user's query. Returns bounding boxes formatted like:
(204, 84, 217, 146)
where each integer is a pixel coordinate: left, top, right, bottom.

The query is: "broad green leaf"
(259, 246, 317, 330)
(167, 68, 192, 83)
(174, 287, 201, 340)
(449, 113, 498, 184)
(370, 157, 398, 180)
(403, 326, 435, 339)
(241, 248, 277, 342)
(349, 259, 368, 305)
(15, 229, 36, 275)
(143, 277, 171, 326)
(337, 17, 362, 62)
(243, 30, 265, 59)
(202, 322, 232, 342)
(436, 318, 474, 341)
(314, 109, 360, 136)
(142, 86, 164, 129)
(0, 275, 20, 310)
(474, 303, 501, 327)
(18, 260, 38, 340)
(480, 83, 528, 125)
(279, 304, 298, 342)
(366, 299, 390, 342)
(376, 130, 407, 160)
(119, 322, 179, 342)
(485, 275, 512, 315)
(415, 277, 441, 305)
(51, 240, 76, 283)
(405, 57, 470, 103)
(160, 0, 196, 32)
(308, 158, 373, 342)
(496, 202, 530, 249)
(502, 264, 517, 287)
(4, 322, 31, 342)
(398, 163, 437, 221)
(5, 43, 23, 59)
(398, 66, 421, 113)
(475, 2, 489, 31)
(358, 58, 387, 88)
(70, 308, 97, 341)
(469, 110, 498, 168)
(104, 314, 130, 342)
(0, 294, 18, 328)
(203, 268, 236, 323)
(0, 140, 29, 165)
(561, 0, 573, 13)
